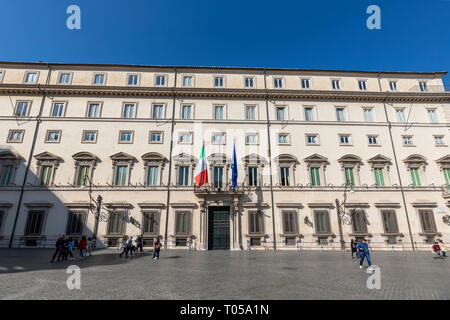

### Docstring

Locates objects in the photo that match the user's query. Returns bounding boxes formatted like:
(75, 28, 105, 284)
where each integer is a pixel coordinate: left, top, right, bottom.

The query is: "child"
(432, 241, 442, 259)
(439, 240, 447, 258)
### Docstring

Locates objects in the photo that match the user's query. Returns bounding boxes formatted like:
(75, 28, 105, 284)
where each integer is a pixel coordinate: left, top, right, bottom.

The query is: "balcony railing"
(193, 182, 246, 194)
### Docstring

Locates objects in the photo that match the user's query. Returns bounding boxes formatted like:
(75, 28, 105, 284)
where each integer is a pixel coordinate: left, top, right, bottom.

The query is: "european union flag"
(231, 143, 238, 190)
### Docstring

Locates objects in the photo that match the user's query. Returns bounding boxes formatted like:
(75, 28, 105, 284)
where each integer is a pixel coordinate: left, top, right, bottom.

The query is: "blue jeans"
(360, 252, 371, 266)
(442, 251, 447, 257)
(153, 250, 159, 259)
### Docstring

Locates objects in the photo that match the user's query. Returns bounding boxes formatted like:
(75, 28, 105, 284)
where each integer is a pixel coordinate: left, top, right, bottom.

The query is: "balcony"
(193, 182, 245, 197)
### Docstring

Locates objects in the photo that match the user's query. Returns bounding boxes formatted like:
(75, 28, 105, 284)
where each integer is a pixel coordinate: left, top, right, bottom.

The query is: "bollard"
(247, 240, 251, 252)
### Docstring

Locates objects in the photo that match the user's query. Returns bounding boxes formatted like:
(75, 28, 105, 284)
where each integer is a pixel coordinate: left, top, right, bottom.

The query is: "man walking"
(356, 239, 373, 270)
(50, 234, 64, 263)
(135, 235, 144, 253)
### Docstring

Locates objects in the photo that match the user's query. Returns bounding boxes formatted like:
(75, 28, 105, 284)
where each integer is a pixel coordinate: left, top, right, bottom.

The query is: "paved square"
(0, 249, 449, 300)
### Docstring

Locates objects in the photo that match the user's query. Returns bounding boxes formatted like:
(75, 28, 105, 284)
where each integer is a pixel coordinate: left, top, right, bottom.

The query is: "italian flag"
(194, 144, 208, 187)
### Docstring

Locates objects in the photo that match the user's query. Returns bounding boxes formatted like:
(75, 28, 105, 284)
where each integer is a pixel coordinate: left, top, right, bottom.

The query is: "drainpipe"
(263, 70, 277, 250)
(163, 68, 178, 250)
(376, 73, 415, 251)
(9, 63, 53, 248)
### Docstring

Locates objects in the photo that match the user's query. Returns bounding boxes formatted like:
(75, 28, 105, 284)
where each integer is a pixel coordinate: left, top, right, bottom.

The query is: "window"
(344, 168, 355, 186)
(147, 166, 159, 186)
(410, 168, 421, 186)
(175, 211, 191, 235)
(149, 131, 163, 143)
(276, 106, 286, 121)
(351, 209, 367, 233)
(178, 166, 190, 186)
(59, 73, 72, 84)
(181, 105, 192, 119)
(119, 131, 133, 143)
(25, 210, 45, 235)
(419, 210, 436, 233)
(443, 168, 450, 188)
(0, 210, 4, 231)
(314, 211, 330, 234)
(273, 78, 283, 88)
(25, 72, 38, 84)
(40, 166, 53, 186)
(183, 76, 193, 87)
(310, 167, 321, 186)
(304, 107, 315, 121)
(331, 79, 341, 90)
(336, 108, 346, 121)
(245, 134, 258, 145)
(152, 104, 164, 119)
(15, 101, 30, 117)
(374, 168, 385, 186)
(213, 166, 224, 188)
(402, 136, 413, 145)
(87, 103, 101, 118)
(214, 76, 224, 87)
(368, 135, 379, 145)
(0, 71, 3, 82)
(93, 73, 105, 85)
(339, 135, 351, 145)
(381, 210, 399, 233)
(363, 108, 374, 122)
(45, 130, 61, 143)
(306, 134, 318, 145)
(280, 167, 290, 186)
(282, 211, 298, 234)
(122, 103, 136, 118)
(427, 109, 438, 123)
(77, 165, 90, 186)
(127, 74, 139, 86)
(115, 166, 128, 186)
(0, 165, 14, 185)
(248, 167, 258, 186)
(396, 109, 406, 122)
(67, 212, 84, 235)
(249, 211, 263, 234)
(214, 105, 225, 120)
(244, 77, 254, 88)
(389, 81, 397, 91)
(51, 102, 65, 117)
(178, 132, 192, 144)
(212, 133, 225, 145)
(7, 130, 24, 143)
(245, 105, 256, 120)
(278, 134, 289, 144)
(82, 131, 97, 143)
(358, 80, 367, 90)
(155, 75, 166, 86)
(107, 212, 125, 234)
(419, 81, 428, 92)
(142, 211, 158, 235)
(434, 136, 445, 145)
(301, 78, 310, 89)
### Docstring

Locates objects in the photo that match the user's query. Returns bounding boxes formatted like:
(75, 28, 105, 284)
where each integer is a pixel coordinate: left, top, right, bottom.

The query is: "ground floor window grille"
(175, 238, 187, 246)
(285, 237, 296, 246)
(250, 237, 261, 246)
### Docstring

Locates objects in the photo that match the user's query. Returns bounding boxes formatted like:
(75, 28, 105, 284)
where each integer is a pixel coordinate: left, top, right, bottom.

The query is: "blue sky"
(1, 0, 449, 85)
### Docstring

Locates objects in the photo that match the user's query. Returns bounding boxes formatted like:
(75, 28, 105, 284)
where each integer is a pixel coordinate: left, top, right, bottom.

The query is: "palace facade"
(0, 61, 449, 251)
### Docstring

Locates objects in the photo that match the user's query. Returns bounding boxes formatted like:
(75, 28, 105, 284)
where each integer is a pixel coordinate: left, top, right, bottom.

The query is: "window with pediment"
(368, 154, 392, 187)
(34, 152, 62, 186)
(404, 154, 427, 187)
(142, 152, 167, 186)
(0, 151, 22, 186)
(110, 152, 137, 186)
(72, 152, 99, 186)
(338, 154, 362, 186)
(304, 154, 328, 187)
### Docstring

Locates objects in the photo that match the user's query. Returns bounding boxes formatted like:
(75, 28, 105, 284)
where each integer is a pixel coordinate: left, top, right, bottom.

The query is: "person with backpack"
(50, 234, 64, 263)
(356, 239, 373, 270)
(350, 239, 357, 259)
(439, 240, 447, 258)
(153, 237, 162, 260)
(78, 235, 87, 258)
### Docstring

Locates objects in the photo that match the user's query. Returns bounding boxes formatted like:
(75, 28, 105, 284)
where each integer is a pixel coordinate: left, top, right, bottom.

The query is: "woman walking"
(153, 237, 162, 260)
(119, 235, 128, 258)
(350, 239, 357, 259)
(78, 235, 87, 259)
(67, 237, 75, 260)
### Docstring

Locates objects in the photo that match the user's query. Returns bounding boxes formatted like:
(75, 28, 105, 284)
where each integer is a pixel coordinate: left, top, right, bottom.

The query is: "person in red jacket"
(78, 235, 88, 258)
(432, 241, 442, 259)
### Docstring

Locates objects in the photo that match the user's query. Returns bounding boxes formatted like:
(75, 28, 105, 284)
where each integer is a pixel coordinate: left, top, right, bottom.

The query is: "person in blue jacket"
(356, 239, 372, 269)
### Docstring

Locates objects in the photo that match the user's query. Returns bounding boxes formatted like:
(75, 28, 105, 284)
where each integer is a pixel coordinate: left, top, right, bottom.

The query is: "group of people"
(119, 235, 162, 260)
(351, 238, 373, 270)
(432, 240, 447, 259)
(50, 234, 94, 263)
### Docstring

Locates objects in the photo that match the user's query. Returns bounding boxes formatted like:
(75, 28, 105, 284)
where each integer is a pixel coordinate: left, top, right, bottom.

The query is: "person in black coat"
(50, 234, 64, 263)
(351, 239, 358, 258)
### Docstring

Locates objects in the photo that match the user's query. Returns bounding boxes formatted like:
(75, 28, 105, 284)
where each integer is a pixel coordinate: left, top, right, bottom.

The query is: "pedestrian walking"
(351, 239, 357, 258)
(50, 234, 64, 263)
(439, 240, 447, 258)
(356, 239, 373, 270)
(78, 235, 87, 258)
(433, 241, 442, 259)
(136, 235, 144, 253)
(67, 237, 75, 260)
(153, 237, 162, 260)
(58, 235, 69, 262)
(127, 236, 134, 258)
(119, 235, 128, 258)
(87, 237, 93, 256)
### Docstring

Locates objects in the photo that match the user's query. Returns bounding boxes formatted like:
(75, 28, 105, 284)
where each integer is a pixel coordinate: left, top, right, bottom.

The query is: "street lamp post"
(81, 174, 103, 249)
(335, 183, 354, 251)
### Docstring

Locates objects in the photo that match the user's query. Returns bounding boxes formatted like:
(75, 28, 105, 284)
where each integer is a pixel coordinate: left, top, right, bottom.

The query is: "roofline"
(0, 60, 447, 77)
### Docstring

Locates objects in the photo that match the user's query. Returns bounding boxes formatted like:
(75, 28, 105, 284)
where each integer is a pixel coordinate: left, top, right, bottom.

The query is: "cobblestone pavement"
(0, 248, 449, 300)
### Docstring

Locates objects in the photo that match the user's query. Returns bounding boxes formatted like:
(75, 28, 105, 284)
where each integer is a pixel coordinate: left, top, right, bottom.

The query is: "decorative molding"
(137, 202, 166, 209)
(275, 202, 303, 208)
(411, 202, 438, 208)
(24, 202, 53, 208)
(307, 202, 334, 208)
(374, 202, 401, 208)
